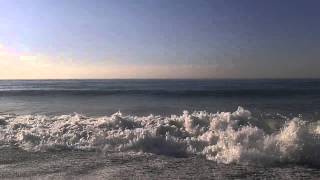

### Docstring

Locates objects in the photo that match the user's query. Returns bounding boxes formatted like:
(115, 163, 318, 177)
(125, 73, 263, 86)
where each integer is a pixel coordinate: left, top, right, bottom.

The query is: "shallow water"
(1, 147, 320, 180)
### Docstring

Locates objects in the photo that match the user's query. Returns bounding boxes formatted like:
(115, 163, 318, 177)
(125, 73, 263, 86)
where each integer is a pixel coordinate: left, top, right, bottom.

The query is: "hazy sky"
(0, 0, 319, 79)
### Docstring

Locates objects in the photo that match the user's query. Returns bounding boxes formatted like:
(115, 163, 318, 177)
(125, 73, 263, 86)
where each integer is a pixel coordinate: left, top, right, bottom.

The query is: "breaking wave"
(0, 107, 319, 165)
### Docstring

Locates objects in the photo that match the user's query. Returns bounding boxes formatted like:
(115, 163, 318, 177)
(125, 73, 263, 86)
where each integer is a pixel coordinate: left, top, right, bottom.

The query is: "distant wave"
(0, 89, 319, 97)
(1, 107, 319, 166)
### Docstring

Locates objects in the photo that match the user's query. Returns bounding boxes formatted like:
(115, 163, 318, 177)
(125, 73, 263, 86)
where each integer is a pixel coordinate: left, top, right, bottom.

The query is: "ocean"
(0, 79, 320, 179)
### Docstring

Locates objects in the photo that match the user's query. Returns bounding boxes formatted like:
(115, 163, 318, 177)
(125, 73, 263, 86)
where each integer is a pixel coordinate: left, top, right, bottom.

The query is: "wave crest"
(0, 107, 319, 165)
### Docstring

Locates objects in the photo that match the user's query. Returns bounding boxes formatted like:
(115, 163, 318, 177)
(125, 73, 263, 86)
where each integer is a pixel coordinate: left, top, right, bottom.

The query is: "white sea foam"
(0, 107, 319, 165)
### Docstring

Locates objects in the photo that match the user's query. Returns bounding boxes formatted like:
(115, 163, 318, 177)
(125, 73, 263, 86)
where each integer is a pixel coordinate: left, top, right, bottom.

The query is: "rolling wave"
(0, 107, 319, 165)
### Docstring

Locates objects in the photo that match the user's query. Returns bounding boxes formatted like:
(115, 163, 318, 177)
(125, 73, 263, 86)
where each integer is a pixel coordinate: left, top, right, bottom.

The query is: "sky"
(0, 0, 320, 79)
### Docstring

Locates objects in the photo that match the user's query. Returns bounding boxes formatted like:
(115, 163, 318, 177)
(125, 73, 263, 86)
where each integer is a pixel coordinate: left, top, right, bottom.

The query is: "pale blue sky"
(0, 0, 320, 78)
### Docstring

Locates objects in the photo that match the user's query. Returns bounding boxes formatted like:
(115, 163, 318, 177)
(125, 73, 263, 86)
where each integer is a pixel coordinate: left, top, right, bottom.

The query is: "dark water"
(1, 79, 320, 117)
(1, 79, 320, 179)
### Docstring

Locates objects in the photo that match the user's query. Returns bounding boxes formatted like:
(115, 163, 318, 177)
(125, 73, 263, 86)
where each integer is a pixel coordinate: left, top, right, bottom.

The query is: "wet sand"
(1, 147, 319, 180)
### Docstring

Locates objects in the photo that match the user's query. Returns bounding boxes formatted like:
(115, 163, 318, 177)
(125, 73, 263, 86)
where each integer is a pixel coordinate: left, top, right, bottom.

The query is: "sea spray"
(0, 107, 319, 165)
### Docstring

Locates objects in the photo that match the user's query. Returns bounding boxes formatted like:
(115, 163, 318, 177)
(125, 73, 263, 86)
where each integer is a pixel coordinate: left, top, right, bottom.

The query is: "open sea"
(0, 79, 320, 179)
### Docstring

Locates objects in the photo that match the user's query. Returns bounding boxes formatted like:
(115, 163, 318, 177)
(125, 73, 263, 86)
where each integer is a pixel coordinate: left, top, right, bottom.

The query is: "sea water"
(0, 79, 320, 179)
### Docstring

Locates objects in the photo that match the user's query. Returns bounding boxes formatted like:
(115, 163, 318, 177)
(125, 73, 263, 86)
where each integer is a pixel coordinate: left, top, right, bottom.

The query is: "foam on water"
(0, 107, 319, 165)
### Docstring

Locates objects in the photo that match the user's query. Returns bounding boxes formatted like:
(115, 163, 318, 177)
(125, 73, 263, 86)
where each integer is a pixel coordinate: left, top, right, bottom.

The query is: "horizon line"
(0, 77, 319, 81)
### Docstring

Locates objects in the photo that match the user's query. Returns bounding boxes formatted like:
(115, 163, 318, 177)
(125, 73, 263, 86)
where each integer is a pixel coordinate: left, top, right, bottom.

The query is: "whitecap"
(0, 107, 319, 165)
